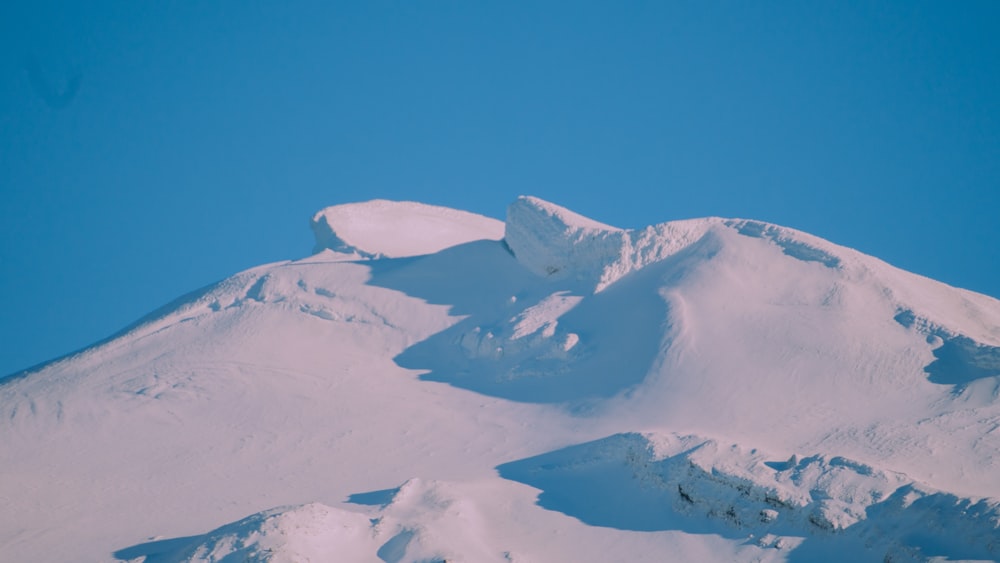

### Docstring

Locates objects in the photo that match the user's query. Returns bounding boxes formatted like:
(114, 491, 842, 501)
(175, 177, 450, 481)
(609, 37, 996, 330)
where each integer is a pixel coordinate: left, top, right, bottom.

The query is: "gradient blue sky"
(2, 2, 998, 376)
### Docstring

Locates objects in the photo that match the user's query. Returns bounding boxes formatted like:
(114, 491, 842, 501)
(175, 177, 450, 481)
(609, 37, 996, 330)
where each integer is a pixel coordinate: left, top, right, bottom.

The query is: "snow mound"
(311, 199, 504, 258)
(361, 478, 514, 563)
(122, 479, 520, 563)
(117, 502, 380, 562)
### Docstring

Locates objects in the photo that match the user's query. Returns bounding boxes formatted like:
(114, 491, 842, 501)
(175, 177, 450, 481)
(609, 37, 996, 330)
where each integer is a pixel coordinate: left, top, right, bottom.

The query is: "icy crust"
(499, 432, 1000, 562)
(311, 199, 504, 259)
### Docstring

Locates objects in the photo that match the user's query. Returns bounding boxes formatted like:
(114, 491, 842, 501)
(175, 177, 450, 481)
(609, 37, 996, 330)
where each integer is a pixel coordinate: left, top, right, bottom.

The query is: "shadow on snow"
(497, 435, 1000, 563)
(366, 239, 675, 406)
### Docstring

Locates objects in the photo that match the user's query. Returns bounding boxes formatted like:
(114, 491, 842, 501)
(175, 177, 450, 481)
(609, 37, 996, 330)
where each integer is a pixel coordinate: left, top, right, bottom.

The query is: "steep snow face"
(311, 199, 504, 258)
(3, 196, 1000, 563)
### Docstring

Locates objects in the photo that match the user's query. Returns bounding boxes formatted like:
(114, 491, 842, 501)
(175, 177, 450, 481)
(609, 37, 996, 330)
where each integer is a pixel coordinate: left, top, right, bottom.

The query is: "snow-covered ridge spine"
(504, 196, 720, 292)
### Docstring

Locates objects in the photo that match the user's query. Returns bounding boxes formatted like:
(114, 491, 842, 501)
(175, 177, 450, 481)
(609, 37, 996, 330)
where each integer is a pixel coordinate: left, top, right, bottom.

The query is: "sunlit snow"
(2, 197, 998, 562)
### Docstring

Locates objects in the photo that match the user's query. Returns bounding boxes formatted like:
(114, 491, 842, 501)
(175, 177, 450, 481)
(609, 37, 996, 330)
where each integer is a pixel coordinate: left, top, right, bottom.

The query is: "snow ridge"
(504, 196, 719, 292)
(503, 197, 855, 293)
(311, 199, 504, 258)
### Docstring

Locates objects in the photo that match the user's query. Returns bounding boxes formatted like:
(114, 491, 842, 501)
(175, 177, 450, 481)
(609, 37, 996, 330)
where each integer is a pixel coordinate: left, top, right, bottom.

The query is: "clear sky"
(1, 1, 998, 377)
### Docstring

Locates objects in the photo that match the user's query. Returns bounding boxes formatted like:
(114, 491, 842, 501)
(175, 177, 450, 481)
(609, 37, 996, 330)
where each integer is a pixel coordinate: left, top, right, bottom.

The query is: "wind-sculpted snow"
(499, 432, 1000, 562)
(504, 195, 718, 292)
(3, 196, 1000, 562)
(725, 219, 843, 268)
(311, 199, 504, 258)
(117, 479, 527, 563)
(894, 308, 1000, 387)
(504, 197, 854, 293)
(116, 433, 1000, 562)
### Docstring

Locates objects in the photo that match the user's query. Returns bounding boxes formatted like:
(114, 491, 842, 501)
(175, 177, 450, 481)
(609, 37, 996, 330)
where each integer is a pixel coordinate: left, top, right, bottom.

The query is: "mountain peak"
(4, 196, 1000, 562)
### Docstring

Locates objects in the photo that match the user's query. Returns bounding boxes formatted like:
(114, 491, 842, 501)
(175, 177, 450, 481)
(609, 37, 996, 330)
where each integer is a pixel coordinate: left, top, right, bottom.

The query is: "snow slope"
(2, 197, 999, 562)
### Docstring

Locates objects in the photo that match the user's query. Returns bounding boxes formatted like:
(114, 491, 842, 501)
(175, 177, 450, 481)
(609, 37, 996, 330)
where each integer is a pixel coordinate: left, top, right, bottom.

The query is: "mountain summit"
(3, 197, 999, 562)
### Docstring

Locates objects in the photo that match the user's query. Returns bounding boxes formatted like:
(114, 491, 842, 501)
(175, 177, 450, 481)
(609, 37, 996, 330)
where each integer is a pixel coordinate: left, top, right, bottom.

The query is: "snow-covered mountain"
(3, 197, 999, 563)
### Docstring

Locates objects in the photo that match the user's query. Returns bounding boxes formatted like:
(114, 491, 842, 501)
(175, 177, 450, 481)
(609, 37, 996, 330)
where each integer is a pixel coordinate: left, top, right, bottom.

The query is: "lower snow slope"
(2, 197, 999, 562)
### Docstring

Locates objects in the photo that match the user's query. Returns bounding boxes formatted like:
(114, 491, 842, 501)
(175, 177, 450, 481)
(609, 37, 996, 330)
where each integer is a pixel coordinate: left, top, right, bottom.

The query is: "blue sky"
(1, 2, 998, 376)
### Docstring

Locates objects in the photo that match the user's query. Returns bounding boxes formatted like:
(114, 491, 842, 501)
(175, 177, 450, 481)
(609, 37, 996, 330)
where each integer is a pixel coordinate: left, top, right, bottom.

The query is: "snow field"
(2, 196, 999, 562)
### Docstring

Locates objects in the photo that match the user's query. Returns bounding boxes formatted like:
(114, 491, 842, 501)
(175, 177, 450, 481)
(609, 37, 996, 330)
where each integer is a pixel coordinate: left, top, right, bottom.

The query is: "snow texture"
(3, 196, 1000, 563)
(505, 195, 718, 292)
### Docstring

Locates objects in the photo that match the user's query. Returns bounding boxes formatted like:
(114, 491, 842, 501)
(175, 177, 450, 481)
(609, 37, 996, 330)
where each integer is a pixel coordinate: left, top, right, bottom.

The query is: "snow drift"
(3, 196, 999, 562)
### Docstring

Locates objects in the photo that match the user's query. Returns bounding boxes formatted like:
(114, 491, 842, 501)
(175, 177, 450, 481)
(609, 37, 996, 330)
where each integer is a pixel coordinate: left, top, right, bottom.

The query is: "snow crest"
(311, 199, 504, 259)
(504, 196, 718, 292)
